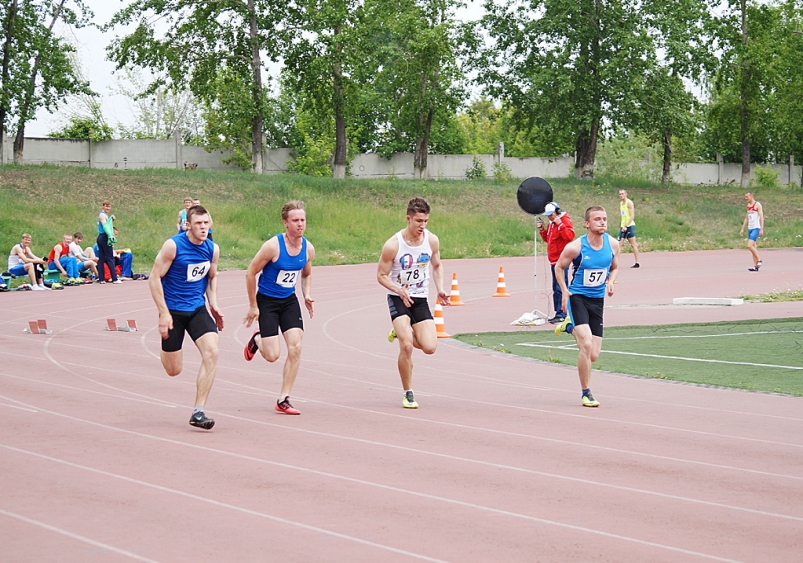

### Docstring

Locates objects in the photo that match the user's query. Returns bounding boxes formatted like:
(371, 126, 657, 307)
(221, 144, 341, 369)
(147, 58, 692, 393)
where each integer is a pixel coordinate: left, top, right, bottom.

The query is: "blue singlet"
(257, 235, 307, 299)
(569, 235, 614, 299)
(161, 233, 215, 312)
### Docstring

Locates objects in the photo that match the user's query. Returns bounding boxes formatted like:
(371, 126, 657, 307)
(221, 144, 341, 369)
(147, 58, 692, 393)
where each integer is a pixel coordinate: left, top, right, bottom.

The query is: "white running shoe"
(32, 285, 45, 291)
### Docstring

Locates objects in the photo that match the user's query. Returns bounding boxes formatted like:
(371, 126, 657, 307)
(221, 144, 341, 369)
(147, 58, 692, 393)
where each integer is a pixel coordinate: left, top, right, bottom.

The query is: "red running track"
(1, 248, 802, 563)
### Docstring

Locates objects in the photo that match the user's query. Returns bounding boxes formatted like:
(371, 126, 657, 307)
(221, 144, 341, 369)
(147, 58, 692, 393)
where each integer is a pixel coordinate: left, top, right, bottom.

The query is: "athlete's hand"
(759, 228, 763, 237)
(397, 287, 413, 308)
(158, 312, 173, 340)
(210, 306, 225, 331)
(243, 305, 259, 327)
(739, 229, 744, 236)
(606, 281, 615, 297)
(561, 290, 571, 315)
(437, 290, 449, 306)
(304, 296, 314, 318)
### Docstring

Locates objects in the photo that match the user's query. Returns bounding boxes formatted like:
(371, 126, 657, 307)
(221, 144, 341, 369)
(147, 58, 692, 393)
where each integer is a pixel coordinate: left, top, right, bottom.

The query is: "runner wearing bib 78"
(553, 206, 620, 408)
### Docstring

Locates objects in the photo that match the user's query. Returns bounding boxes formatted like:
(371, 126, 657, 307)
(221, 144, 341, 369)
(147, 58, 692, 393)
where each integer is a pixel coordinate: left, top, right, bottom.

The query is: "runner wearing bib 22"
(553, 206, 620, 408)
(243, 200, 315, 416)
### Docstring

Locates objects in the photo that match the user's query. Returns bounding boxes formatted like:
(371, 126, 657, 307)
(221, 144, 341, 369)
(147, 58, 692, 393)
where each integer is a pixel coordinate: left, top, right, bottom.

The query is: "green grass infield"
(453, 318, 803, 396)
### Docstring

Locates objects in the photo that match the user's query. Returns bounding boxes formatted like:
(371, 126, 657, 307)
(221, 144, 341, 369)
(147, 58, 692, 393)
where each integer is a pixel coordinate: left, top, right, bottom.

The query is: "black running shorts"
(387, 295, 433, 325)
(568, 294, 605, 337)
(257, 292, 303, 337)
(162, 306, 218, 352)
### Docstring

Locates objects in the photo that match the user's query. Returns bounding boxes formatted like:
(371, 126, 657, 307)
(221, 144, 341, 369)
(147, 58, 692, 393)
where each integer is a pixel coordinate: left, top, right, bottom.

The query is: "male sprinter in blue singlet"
(377, 197, 449, 409)
(553, 206, 620, 407)
(149, 205, 224, 429)
(243, 201, 315, 415)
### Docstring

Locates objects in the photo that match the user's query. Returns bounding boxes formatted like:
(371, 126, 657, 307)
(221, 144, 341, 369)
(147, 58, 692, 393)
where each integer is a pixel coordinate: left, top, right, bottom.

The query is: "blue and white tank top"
(161, 232, 215, 311)
(569, 235, 614, 299)
(178, 209, 187, 234)
(257, 235, 307, 299)
(388, 230, 432, 299)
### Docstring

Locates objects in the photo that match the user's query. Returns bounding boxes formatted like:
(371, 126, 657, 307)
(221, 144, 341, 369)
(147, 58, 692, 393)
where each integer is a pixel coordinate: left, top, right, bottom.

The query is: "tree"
(107, 0, 288, 172)
(476, 0, 664, 179)
(0, 0, 92, 164)
(48, 99, 113, 142)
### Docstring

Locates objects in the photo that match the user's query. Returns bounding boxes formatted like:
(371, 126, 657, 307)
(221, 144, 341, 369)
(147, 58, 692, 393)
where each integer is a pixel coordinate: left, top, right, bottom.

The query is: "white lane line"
(0, 445, 449, 563)
(1, 443, 748, 563)
(515, 342, 803, 370)
(601, 330, 803, 341)
(0, 508, 164, 563)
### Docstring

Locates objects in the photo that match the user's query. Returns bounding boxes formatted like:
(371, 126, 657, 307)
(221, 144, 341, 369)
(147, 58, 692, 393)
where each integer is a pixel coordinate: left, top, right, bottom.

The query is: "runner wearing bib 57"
(554, 206, 620, 408)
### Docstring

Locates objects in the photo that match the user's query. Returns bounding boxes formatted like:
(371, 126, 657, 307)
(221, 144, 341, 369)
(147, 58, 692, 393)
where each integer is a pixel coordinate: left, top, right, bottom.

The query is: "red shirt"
(538, 213, 575, 264)
(48, 242, 70, 263)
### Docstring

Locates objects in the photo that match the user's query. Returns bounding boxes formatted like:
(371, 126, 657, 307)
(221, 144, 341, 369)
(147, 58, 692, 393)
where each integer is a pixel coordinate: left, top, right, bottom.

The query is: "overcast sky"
(27, 0, 486, 137)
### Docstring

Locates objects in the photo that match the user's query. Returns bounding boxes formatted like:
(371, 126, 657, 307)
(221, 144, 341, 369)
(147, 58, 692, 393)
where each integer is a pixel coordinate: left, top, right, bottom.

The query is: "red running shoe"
(275, 398, 300, 415)
(244, 331, 259, 361)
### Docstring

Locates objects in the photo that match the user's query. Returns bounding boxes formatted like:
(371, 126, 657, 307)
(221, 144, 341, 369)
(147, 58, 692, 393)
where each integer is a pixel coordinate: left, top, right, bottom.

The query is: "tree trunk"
(0, 0, 18, 165)
(331, 29, 346, 179)
(661, 130, 672, 184)
(574, 118, 599, 180)
(739, 0, 750, 188)
(413, 71, 435, 180)
(247, 0, 263, 174)
(13, 0, 65, 164)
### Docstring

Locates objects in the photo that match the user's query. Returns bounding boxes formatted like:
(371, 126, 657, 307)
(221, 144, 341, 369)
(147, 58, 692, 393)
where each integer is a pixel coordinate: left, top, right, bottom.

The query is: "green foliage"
(492, 162, 514, 184)
(465, 156, 486, 180)
(595, 135, 662, 183)
(48, 101, 113, 142)
(751, 165, 781, 190)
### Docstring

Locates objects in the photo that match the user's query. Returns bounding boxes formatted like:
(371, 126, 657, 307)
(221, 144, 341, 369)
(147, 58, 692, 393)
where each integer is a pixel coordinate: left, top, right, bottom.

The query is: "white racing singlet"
(747, 202, 761, 229)
(388, 229, 432, 299)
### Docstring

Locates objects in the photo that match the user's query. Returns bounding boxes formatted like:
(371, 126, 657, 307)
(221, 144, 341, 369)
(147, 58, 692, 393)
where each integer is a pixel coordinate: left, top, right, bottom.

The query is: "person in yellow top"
(618, 189, 640, 268)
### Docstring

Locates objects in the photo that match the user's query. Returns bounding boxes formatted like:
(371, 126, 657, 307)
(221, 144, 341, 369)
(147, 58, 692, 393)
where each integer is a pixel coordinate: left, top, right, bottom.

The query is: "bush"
(492, 162, 514, 184)
(465, 156, 486, 180)
(751, 165, 781, 189)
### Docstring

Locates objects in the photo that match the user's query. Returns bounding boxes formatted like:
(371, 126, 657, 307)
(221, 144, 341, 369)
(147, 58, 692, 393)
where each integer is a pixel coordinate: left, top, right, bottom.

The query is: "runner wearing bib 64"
(554, 206, 620, 408)
(377, 197, 449, 409)
(149, 205, 224, 430)
(243, 200, 315, 416)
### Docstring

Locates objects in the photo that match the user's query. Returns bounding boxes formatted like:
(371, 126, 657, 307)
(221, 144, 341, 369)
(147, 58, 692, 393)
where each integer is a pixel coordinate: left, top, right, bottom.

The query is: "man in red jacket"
(538, 202, 575, 323)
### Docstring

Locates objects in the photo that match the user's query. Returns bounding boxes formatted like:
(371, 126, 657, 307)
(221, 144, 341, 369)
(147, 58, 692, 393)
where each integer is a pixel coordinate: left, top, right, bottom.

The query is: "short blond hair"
(281, 200, 305, 221)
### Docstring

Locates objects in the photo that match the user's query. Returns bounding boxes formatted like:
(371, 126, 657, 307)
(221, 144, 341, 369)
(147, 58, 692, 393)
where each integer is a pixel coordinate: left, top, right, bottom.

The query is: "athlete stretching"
(243, 201, 315, 415)
(149, 205, 224, 429)
(377, 197, 449, 409)
(554, 206, 620, 407)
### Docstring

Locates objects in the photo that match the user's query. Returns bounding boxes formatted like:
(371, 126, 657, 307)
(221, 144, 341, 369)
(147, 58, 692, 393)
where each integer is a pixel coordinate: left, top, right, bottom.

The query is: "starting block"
(106, 319, 138, 332)
(25, 319, 52, 335)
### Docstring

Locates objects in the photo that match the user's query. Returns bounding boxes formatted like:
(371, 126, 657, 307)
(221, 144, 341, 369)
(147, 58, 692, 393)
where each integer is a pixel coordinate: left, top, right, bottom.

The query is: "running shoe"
(748, 261, 762, 272)
(189, 411, 215, 429)
(548, 315, 566, 324)
(244, 330, 259, 361)
(112, 280, 123, 284)
(275, 398, 300, 415)
(388, 328, 396, 342)
(402, 390, 418, 409)
(581, 393, 600, 407)
(631, 263, 640, 268)
(554, 317, 572, 336)
(32, 285, 45, 291)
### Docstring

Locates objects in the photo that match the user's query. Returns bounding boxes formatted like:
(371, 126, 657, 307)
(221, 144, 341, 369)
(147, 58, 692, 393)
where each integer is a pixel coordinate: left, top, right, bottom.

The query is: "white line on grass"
(515, 343, 803, 370)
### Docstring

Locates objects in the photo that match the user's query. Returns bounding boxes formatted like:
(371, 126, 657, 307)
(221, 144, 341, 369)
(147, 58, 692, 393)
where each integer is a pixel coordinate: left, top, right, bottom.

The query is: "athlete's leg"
(747, 239, 760, 265)
(410, 319, 437, 354)
(257, 333, 282, 362)
(160, 350, 183, 377)
(24, 263, 38, 285)
(83, 259, 99, 278)
(628, 236, 640, 264)
(572, 324, 594, 390)
(193, 332, 219, 407)
(278, 327, 303, 401)
(392, 315, 415, 390)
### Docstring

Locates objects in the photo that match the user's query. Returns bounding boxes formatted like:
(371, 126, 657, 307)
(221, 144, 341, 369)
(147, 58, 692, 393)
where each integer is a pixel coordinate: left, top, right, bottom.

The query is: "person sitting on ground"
(69, 231, 99, 280)
(7, 233, 48, 290)
(48, 234, 82, 285)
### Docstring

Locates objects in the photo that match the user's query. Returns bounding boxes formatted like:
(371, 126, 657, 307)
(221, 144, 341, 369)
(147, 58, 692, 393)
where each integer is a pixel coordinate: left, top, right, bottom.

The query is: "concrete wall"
(2, 136, 801, 186)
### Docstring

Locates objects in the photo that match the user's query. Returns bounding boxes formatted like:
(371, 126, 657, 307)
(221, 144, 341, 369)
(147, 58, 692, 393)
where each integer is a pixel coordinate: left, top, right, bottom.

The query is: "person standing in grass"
(377, 197, 449, 409)
(243, 201, 315, 415)
(97, 200, 120, 284)
(149, 205, 224, 430)
(177, 197, 193, 233)
(740, 192, 764, 272)
(618, 189, 640, 268)
(554, 206, 620, 408)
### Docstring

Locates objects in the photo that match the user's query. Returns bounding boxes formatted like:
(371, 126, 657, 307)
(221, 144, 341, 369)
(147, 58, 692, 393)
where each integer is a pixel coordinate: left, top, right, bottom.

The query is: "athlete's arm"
(176, 211, 183, 232)
(555, 239, 582, 314)
(606, 236, 620, 297)
(627, 200, 636, 227)
(740, 211, 748, 236)
(149, 239, 177, 340)
(757, 202, 764, 236)
(558, 215, 575, 241)
(243, 237, 279, 327)
(428, 233, 449, 306)
(300, 242, 315, 318)
(206, 244, 224, 330)
(377, 236, 413, 306)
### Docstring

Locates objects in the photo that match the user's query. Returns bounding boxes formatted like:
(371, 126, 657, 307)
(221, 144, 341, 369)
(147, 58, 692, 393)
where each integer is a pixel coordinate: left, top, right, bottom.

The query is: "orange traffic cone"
(449, 272, 465, 306)
(493, 266, 510, 297)
(434, 303, 451, 338)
